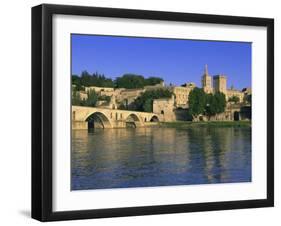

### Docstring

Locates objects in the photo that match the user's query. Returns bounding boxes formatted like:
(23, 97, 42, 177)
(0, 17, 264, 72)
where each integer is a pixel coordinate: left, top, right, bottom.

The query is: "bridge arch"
(125, 113, 141, 128)
(150, 115, 159, 122)
(85, 111, 112, 129)
(234, 111, 240, 121)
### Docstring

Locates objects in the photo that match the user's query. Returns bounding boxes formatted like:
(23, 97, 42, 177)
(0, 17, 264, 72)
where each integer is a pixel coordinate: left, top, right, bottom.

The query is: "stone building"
(201, 65, 248, 103)
(213, 74, 227, 94)
(212, 74, 246, 102)
(152, 96, 175, 121)
(171, 85, 194, 108)
(77, 91, 88, 100)
(242, 87, 252, 95)
(227, 88, 245, 102)
(117, 88, 144, 107)
(85, 86, 114, 93)
(73, 65, 251, 122)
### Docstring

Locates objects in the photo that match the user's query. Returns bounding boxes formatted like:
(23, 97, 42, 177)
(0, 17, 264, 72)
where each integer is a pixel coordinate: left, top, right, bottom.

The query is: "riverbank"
(159, 120, 251, 128)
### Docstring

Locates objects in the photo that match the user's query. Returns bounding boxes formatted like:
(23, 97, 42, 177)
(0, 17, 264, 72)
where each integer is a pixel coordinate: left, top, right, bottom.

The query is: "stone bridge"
(72, 106, 163, 130)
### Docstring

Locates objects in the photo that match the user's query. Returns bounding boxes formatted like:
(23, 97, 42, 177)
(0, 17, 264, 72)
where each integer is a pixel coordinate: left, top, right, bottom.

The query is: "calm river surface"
(71, 127, 251, 190)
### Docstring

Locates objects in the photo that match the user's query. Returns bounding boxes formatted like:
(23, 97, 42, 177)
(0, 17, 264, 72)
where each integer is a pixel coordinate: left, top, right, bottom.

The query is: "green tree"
(228, 95, 240, 103)
(205, 93, 217, 116)
(118, 103, 127, 110)
(134, 89, 172, 112)
(91, 72, 114, 87)
(98, 95, 111, 103)
(80, 71, 92, 87)
(72, 71, 115, 88)
(205, 92, 226, 116)
(115, 74, 145, 89)
(144, 77, 163, 86)
(72, 90, 82, 105)
(214, 92, 226, 113)
(245, 94, 251, 104)
(188, 88, 207, 117)
(189, 89, 226, 119)
(115, 74, 164, 89)
(72, 71, 164, 89)
(143, 98, 153, 112)
(72, 75, 84, 91)
(85, 90, 98, 107)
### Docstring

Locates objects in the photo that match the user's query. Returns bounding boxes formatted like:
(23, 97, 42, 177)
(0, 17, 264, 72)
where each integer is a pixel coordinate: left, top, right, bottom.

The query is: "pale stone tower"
(201, 64, 213, 93)
(213, 74, 227, 94)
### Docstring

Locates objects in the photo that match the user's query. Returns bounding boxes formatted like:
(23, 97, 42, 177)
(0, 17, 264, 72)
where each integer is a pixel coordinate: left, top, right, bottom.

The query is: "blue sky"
(71, 34, 251, 90)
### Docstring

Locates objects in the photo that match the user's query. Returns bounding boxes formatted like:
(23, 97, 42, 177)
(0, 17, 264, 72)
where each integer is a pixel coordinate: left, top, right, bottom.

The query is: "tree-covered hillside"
(72, 71, 163, 90)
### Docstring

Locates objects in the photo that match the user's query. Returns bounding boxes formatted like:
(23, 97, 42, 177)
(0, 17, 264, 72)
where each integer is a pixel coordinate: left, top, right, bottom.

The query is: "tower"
(213, 74, 227, 94)
(201, 64, 213, 93)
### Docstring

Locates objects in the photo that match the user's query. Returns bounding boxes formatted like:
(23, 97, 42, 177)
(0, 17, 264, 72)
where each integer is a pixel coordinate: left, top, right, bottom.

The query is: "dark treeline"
(72, 71, 163, 90)
(72, 71, 114, 90)
(115, 74, 163, 89)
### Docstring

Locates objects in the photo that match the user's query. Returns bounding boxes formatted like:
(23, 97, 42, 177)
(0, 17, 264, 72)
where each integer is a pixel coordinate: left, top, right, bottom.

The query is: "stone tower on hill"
(213, 74, 227, 94)
(201, 64, 213, 93)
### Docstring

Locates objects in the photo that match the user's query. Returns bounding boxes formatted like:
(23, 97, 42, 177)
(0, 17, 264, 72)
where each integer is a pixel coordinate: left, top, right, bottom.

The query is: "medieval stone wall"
(152, 97, 175, 121)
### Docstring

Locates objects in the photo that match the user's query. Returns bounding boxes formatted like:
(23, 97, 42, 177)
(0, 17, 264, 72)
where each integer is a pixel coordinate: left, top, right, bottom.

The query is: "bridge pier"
(72, 121, 88, 130)
(72, 120, 146, 130)
(133, 121, 143, 127)
(112, 120, 126, 128)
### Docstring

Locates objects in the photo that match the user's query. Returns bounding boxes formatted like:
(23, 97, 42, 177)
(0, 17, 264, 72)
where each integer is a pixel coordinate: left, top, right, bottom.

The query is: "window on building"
(72, 111, 75, 121)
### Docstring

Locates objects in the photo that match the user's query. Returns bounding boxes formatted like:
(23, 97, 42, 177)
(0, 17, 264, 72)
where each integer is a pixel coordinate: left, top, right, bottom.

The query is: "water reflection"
(71, 127, 251, 190)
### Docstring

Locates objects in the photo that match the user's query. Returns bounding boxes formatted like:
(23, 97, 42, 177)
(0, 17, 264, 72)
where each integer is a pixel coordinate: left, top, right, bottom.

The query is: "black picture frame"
(32, 3, 274, 222)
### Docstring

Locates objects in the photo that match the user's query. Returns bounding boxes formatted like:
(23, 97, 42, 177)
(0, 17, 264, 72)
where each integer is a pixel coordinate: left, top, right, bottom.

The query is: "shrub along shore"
(158, 121, 251, 128)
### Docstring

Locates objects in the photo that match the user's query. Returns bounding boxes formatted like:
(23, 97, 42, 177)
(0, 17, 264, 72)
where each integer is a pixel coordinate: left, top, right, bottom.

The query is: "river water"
(71, 127, 251, 190)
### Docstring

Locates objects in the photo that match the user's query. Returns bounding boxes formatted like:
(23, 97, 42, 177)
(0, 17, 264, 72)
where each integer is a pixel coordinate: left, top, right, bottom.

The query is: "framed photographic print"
(32, 4, 274, 221)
